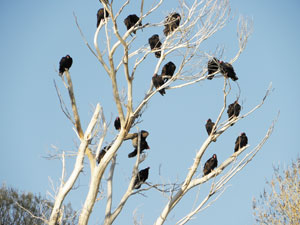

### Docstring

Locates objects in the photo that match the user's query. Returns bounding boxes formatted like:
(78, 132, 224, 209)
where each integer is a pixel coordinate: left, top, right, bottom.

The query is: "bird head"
(241, 132, 246, 136)
(141, 130, 149, 138)
(207, 118, 212, 122)
(213, 154, 217, 159)
(66, 55, 70, 58)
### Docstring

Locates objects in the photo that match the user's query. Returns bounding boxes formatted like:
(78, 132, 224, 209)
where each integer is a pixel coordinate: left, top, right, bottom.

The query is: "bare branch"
(64, 71, 95, 172)
(74, 13, 97, 59)
(53, 79, 74, 125)
(60, 151, 66, 190)
(108, 131, 144, 224)
(154, 84, 273, 225)
(104, 156, 116, 222)
(48, 104, 100, 225)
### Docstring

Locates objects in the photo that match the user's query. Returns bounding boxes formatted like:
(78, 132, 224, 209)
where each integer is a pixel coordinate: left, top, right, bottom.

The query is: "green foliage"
(0, 184, 78, 225)
(253, 158, 300, 225)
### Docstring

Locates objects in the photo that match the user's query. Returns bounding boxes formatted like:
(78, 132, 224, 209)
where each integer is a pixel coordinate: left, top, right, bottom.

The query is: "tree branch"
(64, 71, 95, 172)
(48, 104, 100, 225)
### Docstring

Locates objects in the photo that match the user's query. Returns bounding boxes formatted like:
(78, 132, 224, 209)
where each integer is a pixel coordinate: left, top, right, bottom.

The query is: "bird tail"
(128, 149, 137, 158)
(159, 89, 166, 96)
(163, 27, 170, 36)
(207, 75, 214, 80)
(155, 51, 161, 58)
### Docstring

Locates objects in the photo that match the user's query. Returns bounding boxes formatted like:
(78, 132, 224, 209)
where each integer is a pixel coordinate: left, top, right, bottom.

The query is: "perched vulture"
(234, 132, 248, 152)
(59, 55, 73, 76)
(205, 119, 216, 142)
(207, 57, 220, 80)
(148, 34, 162, 58)
(163, 13, 181, 36)
(128, 130, 150, 158)
(114, 117, 121, 130)
(97, 145, 111, 164)
(220, 62, 238, 81)
(152, 74, 166, 96)
(124, 14, 142, 34)
(131, 130, 149, 148)
(227, 100, 241, 119)
(134, 167, 150, 189)
(203, 154, 218, 176)
(97, 8, 109, 27)
(161, 61, 176, 82)
(128, 141, 150, 158)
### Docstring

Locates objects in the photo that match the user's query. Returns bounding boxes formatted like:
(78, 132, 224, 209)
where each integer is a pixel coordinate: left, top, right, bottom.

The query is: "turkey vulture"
(131, 130, 149, 148)
(59, 55, 73, 76)
(203, 154, 218, 176)
(205, 119, 216, 142)
(152, 74, 166, 96)
(161, 61, 176, 82)
(97, 145, 111, 164)
(97, 8, 109, 27)
(207, 57, 220, 80)
(134, 167, 150, 189)
(220, 61, 238, 81)
(163, 13, 181, 36)
(128, 130, 150, 158)
(124, 14, 142, 34)
(114, 117, 121, 130)
(148, 34, 162, 58)
(128, 140, 150, 158)
(227, 100, 241, 119)
(234, 132, 248, 152)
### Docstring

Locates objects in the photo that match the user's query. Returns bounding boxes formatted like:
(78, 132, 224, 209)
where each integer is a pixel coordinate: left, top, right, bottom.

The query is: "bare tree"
(45, 0, 275, 224)
(253, 158, 300, 225)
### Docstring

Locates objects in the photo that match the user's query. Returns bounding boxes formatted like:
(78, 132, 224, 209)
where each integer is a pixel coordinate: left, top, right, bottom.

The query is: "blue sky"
(0, 0, 299, 224)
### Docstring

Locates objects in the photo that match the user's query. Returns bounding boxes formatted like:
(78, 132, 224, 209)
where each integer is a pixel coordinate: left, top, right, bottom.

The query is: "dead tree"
(45, 0, 276, 224)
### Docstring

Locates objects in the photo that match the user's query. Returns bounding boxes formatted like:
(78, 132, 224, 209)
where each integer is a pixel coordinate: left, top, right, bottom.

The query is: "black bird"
(131, 130, 149, 148)
(161, 61, 176, 82)
(234, 133, 248, 152)
(227, 100, 241, 119)
(219, 61, 238, 81)
(59, 55, 73, 76)
(203, 154, 218, 176)
(163, 13, 181, 36)
(97, 145, 111, 164)
(152, 74, 166, 96)
(128, 140, 150, 158)
(205, 119, 216, 142)
(148, 34, 162, 58)
(97, 8, 109, 27)
(124, 14, 142, 34)
(114, 117, 121, 130)
(207, 57, 220, 80)
(128, 130, 150, 158)
(134, 167, 150, 189)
